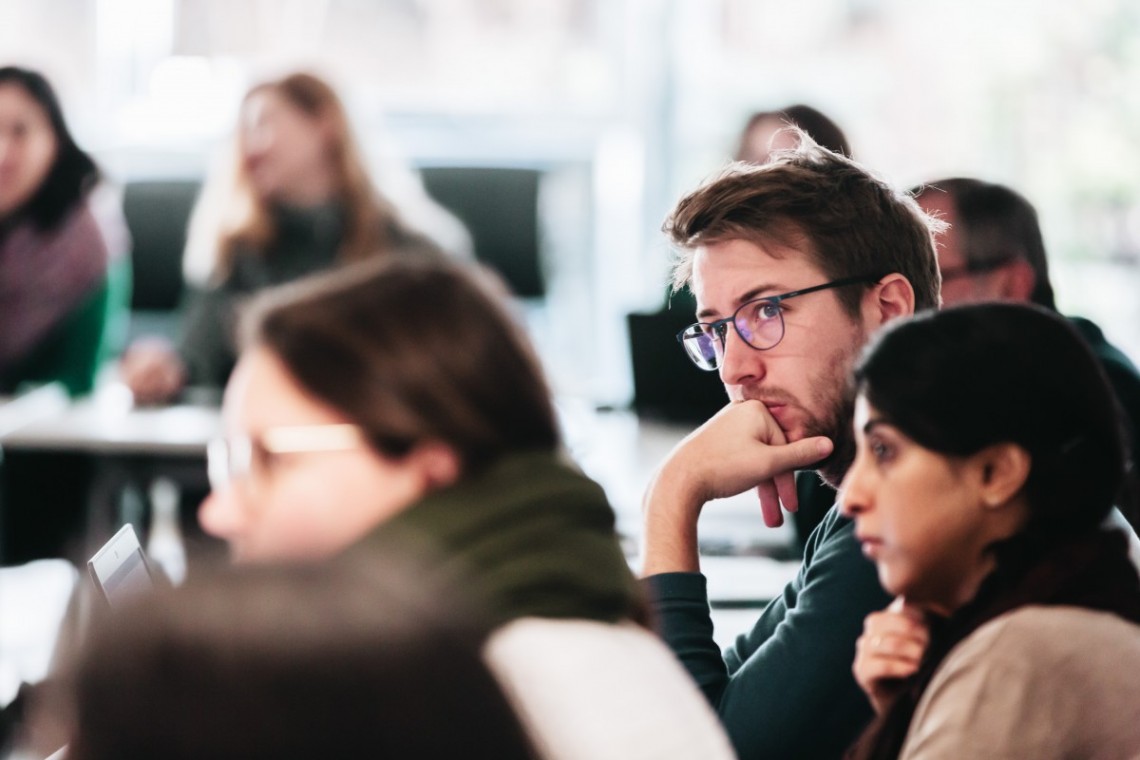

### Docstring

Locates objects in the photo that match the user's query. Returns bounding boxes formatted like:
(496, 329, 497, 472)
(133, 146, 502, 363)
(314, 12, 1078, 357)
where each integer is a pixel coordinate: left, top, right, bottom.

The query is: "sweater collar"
(348, 451, 645, 629)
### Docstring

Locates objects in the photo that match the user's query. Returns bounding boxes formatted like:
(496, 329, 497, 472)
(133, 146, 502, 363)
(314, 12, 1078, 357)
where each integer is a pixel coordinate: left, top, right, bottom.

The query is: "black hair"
(0, 66, 99, 230)
(854, 303, 1128, 536)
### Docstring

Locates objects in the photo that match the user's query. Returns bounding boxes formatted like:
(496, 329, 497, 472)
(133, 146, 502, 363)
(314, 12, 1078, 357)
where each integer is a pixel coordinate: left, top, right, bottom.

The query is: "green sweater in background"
(645, 506, 891, 760)
(6, 257, 131, 397)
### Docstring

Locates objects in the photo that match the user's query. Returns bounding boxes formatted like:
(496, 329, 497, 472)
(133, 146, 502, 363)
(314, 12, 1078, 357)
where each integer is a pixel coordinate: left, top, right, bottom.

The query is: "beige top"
(484, 618, 737, 760)
(901, 605, 1140, 759)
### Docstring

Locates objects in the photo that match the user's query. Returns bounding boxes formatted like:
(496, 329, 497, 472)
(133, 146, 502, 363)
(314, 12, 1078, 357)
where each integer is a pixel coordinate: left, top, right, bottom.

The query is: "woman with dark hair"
(0, 66, 130, 396)
(197, 256, 734, 759)
(121, 71, 466, 404)
(841, 303, 1140, 758)
(55, 558, 540, 760)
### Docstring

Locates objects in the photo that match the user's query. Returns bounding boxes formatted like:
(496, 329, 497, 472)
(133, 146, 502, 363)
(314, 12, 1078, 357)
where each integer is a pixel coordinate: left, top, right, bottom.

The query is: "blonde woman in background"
(122, 71, 466, 404)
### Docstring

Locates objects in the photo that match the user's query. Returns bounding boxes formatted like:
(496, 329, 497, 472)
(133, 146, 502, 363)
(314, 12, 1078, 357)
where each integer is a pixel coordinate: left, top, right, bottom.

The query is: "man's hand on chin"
(640, 400, 833, 575)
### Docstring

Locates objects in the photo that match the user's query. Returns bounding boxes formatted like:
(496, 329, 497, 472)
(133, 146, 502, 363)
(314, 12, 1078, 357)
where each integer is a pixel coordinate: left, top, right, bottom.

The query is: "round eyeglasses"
(676, 274, 882, 371)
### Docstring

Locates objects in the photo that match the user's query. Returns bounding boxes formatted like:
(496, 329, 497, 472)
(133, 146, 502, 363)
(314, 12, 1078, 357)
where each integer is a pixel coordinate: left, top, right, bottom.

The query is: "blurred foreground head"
(56, 557, 538, 760)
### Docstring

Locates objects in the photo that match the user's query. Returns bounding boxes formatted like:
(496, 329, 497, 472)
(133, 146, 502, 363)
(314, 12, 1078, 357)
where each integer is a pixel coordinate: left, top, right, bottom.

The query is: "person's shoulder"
(803, 505, 860, 564)
(906, 606, 1140, 758)
(80, 183, 130, 258)
(960, 605, 1140, 661)
(485, 618, 736, 760)
(795, 505, 889, 615)
(931, 605, 1140, 703)
(1067, 314, 1140, 378)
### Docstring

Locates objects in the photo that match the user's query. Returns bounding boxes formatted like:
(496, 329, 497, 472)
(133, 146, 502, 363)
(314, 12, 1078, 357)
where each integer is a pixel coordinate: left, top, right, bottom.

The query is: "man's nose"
(718, 324, 765, 387)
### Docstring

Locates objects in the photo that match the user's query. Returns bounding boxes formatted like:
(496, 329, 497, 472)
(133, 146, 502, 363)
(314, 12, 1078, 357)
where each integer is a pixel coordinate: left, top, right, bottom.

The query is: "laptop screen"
(88, 525, 156, 608)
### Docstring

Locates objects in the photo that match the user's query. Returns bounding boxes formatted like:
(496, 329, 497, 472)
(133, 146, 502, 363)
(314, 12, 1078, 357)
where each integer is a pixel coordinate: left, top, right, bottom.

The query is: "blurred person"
(0, 66, 130, 396)
(735, 104, 851, 165)
(642, 133, 941, 758)
(197, 256, 735, 760)
(121, 71, 460, 405)
(916, 178, 1140, 528)
(40, 558, 541, 760)
(843, 304, 1140, 759)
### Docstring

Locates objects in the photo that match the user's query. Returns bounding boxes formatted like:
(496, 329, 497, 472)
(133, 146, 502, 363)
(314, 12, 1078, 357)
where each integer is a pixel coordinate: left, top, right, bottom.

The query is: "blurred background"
(4, 0, 1140, 407)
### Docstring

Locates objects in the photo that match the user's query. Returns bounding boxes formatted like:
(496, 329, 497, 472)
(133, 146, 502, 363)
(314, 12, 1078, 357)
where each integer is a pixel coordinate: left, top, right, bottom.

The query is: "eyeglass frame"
(675, 274, 884, 371)
(206, 423, 366, 492)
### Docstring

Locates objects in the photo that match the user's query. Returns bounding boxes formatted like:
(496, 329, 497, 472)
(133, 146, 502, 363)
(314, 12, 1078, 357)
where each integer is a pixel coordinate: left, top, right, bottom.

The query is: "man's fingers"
(775, 471, 798, 514)
(756, 480, 783, 528)
(765, 436, 833, 475)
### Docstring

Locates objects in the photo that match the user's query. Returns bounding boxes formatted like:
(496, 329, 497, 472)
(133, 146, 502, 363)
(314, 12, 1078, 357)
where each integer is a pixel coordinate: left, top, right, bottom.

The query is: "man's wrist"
(640, 462, 705, 575)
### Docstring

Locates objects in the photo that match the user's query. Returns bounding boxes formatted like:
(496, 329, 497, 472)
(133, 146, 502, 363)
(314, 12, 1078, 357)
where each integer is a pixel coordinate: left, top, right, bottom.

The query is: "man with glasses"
(640, 134, 941, 759)
(915, 178, 1140, 533)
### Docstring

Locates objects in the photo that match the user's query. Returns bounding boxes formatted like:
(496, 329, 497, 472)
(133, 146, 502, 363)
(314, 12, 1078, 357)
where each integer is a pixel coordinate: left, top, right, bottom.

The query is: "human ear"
(999, 260, 1036, 302)
(864, 273, 916, 329)
(975, 443, 1031, 509)
(407, 441, 462, 491)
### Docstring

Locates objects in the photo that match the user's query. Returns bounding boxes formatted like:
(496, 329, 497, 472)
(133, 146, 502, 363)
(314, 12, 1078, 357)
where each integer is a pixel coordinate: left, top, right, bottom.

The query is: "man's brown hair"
(667, 131, 942, 316)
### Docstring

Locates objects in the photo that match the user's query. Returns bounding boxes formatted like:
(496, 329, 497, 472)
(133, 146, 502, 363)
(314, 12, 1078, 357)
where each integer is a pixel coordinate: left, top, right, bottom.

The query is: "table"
(0, 386, 221, 566)
(558, 398, 797, 558)
(0, 390, 799, 602)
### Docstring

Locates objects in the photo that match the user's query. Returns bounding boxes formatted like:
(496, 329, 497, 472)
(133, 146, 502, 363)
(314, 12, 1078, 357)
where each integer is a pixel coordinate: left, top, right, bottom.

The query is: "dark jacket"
(645, 506, 891, 759)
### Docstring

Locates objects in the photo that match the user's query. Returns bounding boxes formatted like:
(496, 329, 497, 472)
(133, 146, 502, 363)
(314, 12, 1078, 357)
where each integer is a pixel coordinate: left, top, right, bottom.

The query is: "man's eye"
(757, 302, 781, 320)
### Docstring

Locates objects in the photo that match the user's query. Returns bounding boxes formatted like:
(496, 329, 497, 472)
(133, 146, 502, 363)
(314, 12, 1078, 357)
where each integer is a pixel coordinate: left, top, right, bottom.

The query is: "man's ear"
(864, 273, 915, 330)
(997, 259, 1036, 302)
(975, 443, 1031, 509)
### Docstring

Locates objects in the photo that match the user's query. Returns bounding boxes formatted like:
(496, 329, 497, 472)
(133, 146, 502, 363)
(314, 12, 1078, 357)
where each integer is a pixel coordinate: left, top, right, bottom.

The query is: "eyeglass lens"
(206, 437, 253, 491)
(682, 299, 784, 369)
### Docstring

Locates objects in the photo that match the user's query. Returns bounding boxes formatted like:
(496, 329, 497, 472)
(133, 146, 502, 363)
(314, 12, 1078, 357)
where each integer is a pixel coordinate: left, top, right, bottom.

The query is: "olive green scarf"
(351, 452, 645, 630)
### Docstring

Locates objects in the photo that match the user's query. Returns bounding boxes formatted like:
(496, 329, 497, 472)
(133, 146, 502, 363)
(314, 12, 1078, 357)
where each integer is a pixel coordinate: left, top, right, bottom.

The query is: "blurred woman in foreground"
(122, 71, 461, 403)
(842, 303, 1140, 759)
(196, 256, 734, 759)
(0, 66, 130, 396)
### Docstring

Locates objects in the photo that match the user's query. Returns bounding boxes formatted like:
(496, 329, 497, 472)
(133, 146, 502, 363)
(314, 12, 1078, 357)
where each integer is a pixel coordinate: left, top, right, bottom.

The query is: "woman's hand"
(120, 339, 187, 405)
(853, 597, 930, 715)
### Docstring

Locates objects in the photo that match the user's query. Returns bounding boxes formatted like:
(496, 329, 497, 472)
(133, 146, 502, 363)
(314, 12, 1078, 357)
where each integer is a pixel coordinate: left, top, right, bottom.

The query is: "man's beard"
(809, 386, 856, 487)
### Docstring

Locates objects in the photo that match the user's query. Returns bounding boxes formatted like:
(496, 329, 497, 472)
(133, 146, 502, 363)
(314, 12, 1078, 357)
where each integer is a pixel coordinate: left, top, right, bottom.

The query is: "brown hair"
(241, 256, 559, 474)
(915, 177, 1057, 310)
(668, 130, 942, 317)
(735, 103, 851, 162)
(198, 72, 408, 282)
(62, 558, 539, 760)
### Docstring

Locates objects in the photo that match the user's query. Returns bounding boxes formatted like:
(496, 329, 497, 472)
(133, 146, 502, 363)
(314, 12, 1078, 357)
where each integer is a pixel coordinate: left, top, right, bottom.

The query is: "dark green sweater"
(350, 452, 645, 630)
(645, 506, 890, 760)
